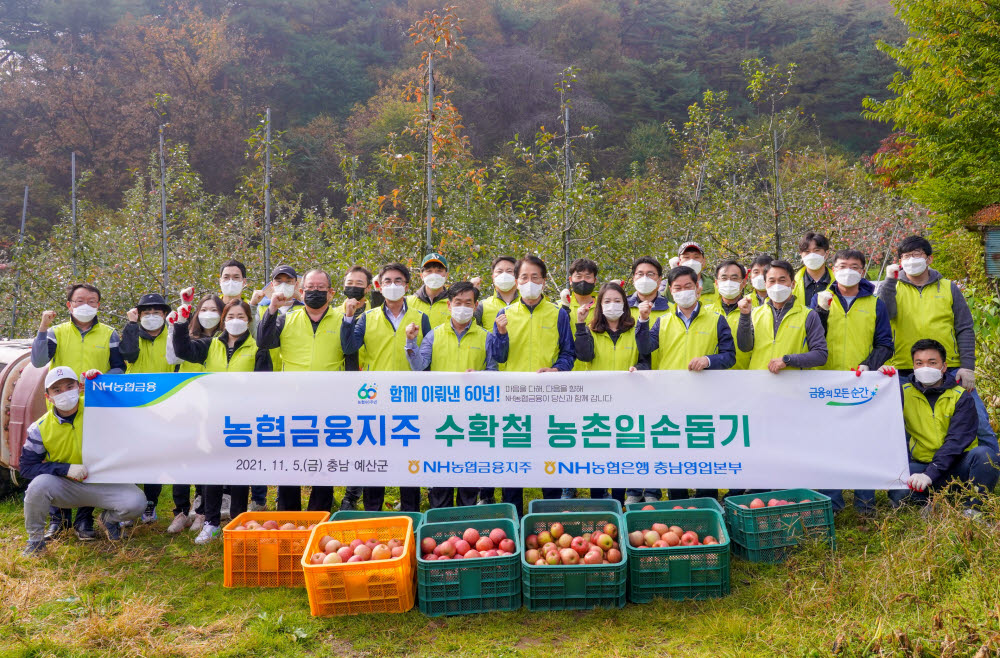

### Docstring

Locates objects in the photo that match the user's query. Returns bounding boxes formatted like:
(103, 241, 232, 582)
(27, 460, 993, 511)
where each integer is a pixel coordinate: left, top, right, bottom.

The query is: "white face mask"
(225, 318, 248, 336)
(518, 281, 544, 300)
(679, 259, 703, 276)
(381, 283, 406, 302)
(71, 304, 98, 323)
(198, 311, 220, 329)
(450, 305, 474, 324)
(494, 272, 516, 292)
(51, 388, 80, 412)
(717, 280, 742, 299)
(633, 276, 658, 295)
(602, 302, 624, 320)
(766, 284, 792, 303)
(901, 257, 927, 276)
(273, 282, 296, 299)
(801, 252, 826, 271)
(220, 279, 244, 297)
(141, 314, 165, 331)
(672, 289, 698, 309)
(914, 366, 944, 385)
(423, 273, 446, 290)
(751, 274, 766, 291)
(834, 269, 863, 288)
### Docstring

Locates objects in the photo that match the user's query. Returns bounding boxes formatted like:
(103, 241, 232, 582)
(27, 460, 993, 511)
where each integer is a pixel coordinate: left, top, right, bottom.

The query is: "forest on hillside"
(0, 0, 905, 238)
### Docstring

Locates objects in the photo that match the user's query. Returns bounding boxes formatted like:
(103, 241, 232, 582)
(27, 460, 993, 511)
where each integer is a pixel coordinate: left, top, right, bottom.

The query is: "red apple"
(336, 546, 354, 562)
(262, 520, 280, 530)
(318, 535, 335, 551)
(643, 530, 659, 547)
(391, 546, 405, 557)
(463, 528, 480, 544)
(489, 528, 507, 545)
(423, 553, 437, 560)
(309, 552, 326, 565)
(349, 539, 363, 550)
(669, 525, 683, 536)
(483, 549, 498, 557)
(557, 533, 573, 549)
(653, 540, 667, 548)
(749, 498, 765, 509)
(537, 531, 554, 546)
(550, 523, 565, 539)
(475, 537, 494, 552)
(446, 535, 462, 545)
(603, 523, 618, 540)
(542, 542, 557, 554)
(323, 552, 342, 564)
(438, 541, 457, 558)
(672, 505, 684, 509)
(651, 523, 669, 535)
(387, 538, 402, 549)
(768, 499, 780, 507)
(582, 550, 603, 564)
(464, 549, 481, 559)
(525, 549, 541, 563)
(280, 522, 296, 530)
(596, 533, 614, 551)
(371, 544, 392, 561)
(453, 539, 471, 555)
(703, 536, 719, 545)
(545, 550, 560, 565)
(559, 548, 579, 565)
(437, 555, 451, 561)
(347, 555, 364, 562)
(606, 548, 622, 563)
(499, 538, 516, 553)
(421, 537, 437, 554)
(680, 531, 699, 546)
(535, 558, 546, 566)
(641, 504, 656, 510)
(663, 532, 680, 547)
(354, 544, 372, 561)
(628, 531, 644, 548)
(525, 534, 539, 549)
(570, 536, 589, 556)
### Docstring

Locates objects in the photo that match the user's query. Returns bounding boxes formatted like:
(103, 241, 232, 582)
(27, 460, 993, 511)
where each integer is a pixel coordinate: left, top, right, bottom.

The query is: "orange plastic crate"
(301, 517, 415, 616)
(223, 512, 330, 587)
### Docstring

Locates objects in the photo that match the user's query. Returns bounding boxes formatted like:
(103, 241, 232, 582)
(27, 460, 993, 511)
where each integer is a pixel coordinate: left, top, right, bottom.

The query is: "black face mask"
(343, 286, 366, 301)
(572, 281, 596, 296)
(304, 290, 329, 309)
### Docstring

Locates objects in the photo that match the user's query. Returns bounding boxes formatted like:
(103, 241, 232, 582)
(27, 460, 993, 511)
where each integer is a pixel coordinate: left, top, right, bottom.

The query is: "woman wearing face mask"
(562, 259, 600, 375)
(478, 255, 520, 333)
(120, 293, 178, 527)
(172, 299, 272, 543)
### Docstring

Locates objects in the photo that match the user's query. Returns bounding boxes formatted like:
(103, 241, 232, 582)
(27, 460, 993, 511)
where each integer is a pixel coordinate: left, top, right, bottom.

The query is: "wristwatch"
(782, 355, 791, 365)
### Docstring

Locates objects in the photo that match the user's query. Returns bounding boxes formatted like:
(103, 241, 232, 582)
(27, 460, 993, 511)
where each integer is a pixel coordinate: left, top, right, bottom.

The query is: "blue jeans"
(819, 489, 875, 513)
(888, 446, 999, 508)
(625, 488, 662, 500)
(560, 488, 576, 499)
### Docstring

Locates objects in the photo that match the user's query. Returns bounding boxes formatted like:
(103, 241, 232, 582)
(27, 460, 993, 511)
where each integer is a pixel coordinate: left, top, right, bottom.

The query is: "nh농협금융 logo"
(357, 383, 377, 405)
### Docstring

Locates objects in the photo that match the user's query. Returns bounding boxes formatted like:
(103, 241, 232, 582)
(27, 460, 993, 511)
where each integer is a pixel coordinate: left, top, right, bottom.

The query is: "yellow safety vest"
(480, 292, 518, 332)
(651, 307, 723, 370)
(51, 321, 114, 374)
(125, 330, 173, 374)
(566, 295, 596, 372)
(628, 297, 672, 322)
(902, 382, 975, 462)
(430, 322, 488, 372)
(407, 292, 450, 329)
(338, 300, 369, 370)
(277, 307, 346, 371)
(503, 300, 562, 372)
(362, 305, 426, 371)
(706, 303, 751, 370)
(824, 294, 877, 371)
(748, 300, 811, 370)
(204, 334, 260, 372)
(889, 279, 960, 368)
(589, 328, 639, 371)
(793, 267, 834, 305)
(37, 406, 85, 465)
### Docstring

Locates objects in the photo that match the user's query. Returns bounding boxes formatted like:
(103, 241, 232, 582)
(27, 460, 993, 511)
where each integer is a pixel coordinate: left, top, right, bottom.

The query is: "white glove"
(955, 368, 975, 391)
(559, 289, 571, 306)
(176, 304, 192, 324)
(67, 464, 88, 481)
(816, 290, 833, 311)
(907, 472, 932, 492)
(668, 256, 680, 269)
(886, 263, 901, 279)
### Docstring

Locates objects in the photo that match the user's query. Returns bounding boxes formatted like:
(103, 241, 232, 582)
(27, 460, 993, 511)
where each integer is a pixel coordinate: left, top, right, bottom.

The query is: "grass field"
(1, 487, 999, 657)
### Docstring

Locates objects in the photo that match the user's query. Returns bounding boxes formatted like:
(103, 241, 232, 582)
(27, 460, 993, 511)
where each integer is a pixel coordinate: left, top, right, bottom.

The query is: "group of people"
(19, 234, 999, 556)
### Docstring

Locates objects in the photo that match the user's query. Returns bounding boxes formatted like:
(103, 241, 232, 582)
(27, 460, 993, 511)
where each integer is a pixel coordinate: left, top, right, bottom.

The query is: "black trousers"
(667, 489, 719, 501)
(275, 485, 335, 512)
(143, 483, 199, 515)
(343, 486, 386, 511)
(50, 506, 93, 528)
(428, 487, 479, 508)
(205, 485, 249, 526)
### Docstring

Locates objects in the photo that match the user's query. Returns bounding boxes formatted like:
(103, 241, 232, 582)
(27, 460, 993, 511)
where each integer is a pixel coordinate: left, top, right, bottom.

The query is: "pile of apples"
(628, 522, 719, 548)
(233, 519, 319, 531)
(308, 535, 406, 565)
(640, 504, 700, 511)
(736, 497, 812, 510)
(421, 527, 517, 560)
(523, 522, 623, 566)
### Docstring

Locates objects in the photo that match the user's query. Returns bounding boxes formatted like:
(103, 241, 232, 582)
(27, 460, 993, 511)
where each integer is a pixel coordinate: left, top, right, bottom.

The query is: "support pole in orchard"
(158, 125, 169, 294)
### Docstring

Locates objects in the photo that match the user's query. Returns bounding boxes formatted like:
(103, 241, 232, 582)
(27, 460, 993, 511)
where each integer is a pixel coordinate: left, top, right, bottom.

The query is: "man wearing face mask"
(879, 235, 997, 453)
(32, 283, 125, 542)
(747, 254, 773, 307)
(886, 339, 998, 511)
(342, 263, 431, 512)
(562, 257, 599, 331)
(20, 367, 147, 555)
(407, 253, 451, 329)
(793, 232, 835, 307)
(706, 260, 753, 370)
(673, 243, 718, 308)
(810, 249, 893, 515)
(486, 255, 575, 512)
(736, 260, 828, 372)
(628, 256, 671, 322)
(257, 269, 352, 513)
(406, 281, 495, 508)
(476, 256, 520, 334)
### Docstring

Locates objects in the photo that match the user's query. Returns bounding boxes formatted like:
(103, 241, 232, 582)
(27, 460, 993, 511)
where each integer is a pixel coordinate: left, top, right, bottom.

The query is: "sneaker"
(392, 501, 402, 511)
(140, 502, 158, 524)
(194, 523, 221, 545)
(220, 494, 232, 521)
(476, 499, 492, 506)
(248, 501, 267, 512)
(189, 514, 206, 534)
(339, 497, 358, 511)
(167, 513, 189, 534)
(44, 520, 70, 541)
(22, 540, 46, 556)
(643, 494, 660, 503)
(624, 495, 643, 506)
(560, 488, 576, 500)
(74, 524, 97, 541)
(962, 508, 983, 521)
(100, 511, 123, 541)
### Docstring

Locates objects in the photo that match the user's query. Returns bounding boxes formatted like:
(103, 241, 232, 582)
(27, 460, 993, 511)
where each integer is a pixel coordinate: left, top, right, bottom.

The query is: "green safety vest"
(566, 295, 596, 372)
(430, 322, 488, 372)
(902, 382, 975, 462)
(51, 321, 114, 374)
(589, 328, 639, 371)
(204, 334, 260, 372)
(480, 292, 518, 332)
(407, 293, 450, 329)
(338, 300, 368, 370)
(748, 301, 811, 370)
(823, 294, 877, 371)
(706, 303, 751, 370)
(889, 279, 960, 368)
(503, 300, 562, 372)
(125, 330, 173, 374)
(629, 297, 672, 322)
(651, 307, 723, 370)
(362, 305, 426, 371)
(37, 406, 85, 465)
(277, 307, 346, 371)
(793, 267, 834, 305)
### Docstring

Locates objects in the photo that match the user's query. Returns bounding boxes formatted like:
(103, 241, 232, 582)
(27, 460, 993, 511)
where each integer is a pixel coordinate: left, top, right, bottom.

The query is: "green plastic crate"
(723, 489, 835, 563)
(624, 497, 724, 515)
(331, 510, 423, 528)
(416, 518, 521, 616)
(623, 509, 730, 601)
(520, 511, 627, 610)
(424, 503, 518, 525)
(528, 498, 623, 514)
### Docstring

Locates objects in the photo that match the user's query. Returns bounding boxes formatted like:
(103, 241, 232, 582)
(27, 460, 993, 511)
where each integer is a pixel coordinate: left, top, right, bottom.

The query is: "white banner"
(82, 370, 909, 489)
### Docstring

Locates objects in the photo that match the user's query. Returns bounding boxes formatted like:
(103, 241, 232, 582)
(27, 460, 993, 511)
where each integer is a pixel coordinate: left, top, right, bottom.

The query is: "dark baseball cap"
(421, 252, 448, 270)
(137, 293, 170, 312)
(271, 264, 298, 280)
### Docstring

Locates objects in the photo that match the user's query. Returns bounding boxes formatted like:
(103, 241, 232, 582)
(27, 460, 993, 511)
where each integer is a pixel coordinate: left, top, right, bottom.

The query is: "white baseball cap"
(45, 366, 79, 390)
